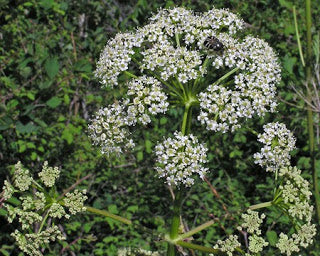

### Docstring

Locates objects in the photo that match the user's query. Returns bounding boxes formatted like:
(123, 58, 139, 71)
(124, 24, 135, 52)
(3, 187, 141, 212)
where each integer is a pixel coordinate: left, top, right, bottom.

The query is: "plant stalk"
(306, 0, 320, 224)
(86, 206, 132, 225)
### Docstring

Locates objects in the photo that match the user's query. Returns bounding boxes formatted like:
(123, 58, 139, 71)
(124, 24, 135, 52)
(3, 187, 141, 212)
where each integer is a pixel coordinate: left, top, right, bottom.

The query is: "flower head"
(254, 122, 296, 172)
(155, 131, 208, 187)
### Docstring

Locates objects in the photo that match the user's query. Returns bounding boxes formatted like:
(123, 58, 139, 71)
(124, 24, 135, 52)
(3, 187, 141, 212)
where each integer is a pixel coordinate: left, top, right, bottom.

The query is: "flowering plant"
(88, 6, 316, 255)
(1, 6, 316, 256)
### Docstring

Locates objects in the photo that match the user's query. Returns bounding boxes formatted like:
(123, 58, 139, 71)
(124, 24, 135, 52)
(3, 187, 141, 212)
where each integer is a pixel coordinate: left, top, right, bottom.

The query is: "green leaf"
(279, 0, 293, 9)
(74, 59, 92, 72)
(46, 97, 61, 108)
(266, 230, 278, 246)
(160, 117, 167, 125)
(145, 139, 153, 154)
(45, 57, 59, 79)
(137, 151, 144, 162)
(26, 92, 35, 100)
(16, 122, 38, 133)
(62, 127, 74, 144)
(283, 55, 297, 74)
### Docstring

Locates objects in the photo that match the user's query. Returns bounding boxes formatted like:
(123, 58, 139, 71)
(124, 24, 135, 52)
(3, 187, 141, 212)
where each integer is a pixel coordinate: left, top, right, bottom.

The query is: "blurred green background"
(1, 0, 320, 255)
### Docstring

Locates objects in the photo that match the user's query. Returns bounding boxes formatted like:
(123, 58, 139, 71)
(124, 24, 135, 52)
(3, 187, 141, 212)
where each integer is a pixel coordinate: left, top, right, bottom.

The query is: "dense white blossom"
(11, 227, 65, 256)
(254, 122, 296, 172)
(154, 131, 208, 187)
(198, 36, 280, 132)
(126, 76, 169, 125)
(88, 101, 135, 156)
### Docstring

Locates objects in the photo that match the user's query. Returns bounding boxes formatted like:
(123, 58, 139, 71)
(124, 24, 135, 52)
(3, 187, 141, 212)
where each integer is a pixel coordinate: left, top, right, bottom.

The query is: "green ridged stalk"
(305, 0, 320, 224)
(167, 103, 192, 256)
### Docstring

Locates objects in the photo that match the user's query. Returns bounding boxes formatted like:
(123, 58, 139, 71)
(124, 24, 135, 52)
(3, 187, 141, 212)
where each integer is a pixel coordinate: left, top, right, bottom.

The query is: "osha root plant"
(89, 7, 316, 255)
(1, 6, 317, 256)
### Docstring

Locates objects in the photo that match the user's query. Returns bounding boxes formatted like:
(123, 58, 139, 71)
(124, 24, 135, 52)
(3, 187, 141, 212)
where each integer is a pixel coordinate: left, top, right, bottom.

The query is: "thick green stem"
(86, 206, 132, 225)
(168, 190, 182, 256)
(249, 201, 273, 210)
(306, 0, 320, 224)
(178, 220, 215, 240)
(181, 104, 191, 136)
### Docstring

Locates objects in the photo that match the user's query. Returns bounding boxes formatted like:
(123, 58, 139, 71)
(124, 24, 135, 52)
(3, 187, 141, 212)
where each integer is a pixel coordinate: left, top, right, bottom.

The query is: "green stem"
(178, 220, 215, 240)
(212, 67, 239, 86)
(293, 6, 305, 67)
(124, 70, 138, 79)
(306, 0, 320, 225)
(38, 210, 50, 233)
(181, 104, 191, 136)
(249, 201, 273, 210)
(175, 33, 180, 47)
(168, 190, 183, 256)
(86, 206, 132, 225)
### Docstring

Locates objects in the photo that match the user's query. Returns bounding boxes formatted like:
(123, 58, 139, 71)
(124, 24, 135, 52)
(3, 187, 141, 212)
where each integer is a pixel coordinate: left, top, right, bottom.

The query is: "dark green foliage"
(1, 0, 320, 255)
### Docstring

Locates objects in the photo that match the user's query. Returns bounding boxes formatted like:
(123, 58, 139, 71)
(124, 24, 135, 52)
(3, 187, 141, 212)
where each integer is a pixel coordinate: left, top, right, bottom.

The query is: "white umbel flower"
(253, 122, 296, 172)
(154, 131, 208, 187)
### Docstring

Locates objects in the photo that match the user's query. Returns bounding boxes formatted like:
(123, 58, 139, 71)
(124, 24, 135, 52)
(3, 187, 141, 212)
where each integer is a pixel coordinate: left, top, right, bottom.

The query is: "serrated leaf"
(46, 97, 61, 108)
(45, 57, 59, 79)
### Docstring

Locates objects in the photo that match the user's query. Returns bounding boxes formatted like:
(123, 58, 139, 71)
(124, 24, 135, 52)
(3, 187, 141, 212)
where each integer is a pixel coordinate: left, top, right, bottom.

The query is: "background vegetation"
(0, 0, 319, 255)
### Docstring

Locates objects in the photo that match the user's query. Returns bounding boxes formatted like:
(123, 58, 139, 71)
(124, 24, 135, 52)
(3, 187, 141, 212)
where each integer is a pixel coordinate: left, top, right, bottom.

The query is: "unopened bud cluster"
(1, 161, 87, 256)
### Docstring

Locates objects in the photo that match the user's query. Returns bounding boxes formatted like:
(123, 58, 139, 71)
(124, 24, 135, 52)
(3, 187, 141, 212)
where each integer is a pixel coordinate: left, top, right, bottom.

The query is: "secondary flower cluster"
(212, 210, 268, 256)
(253, 122, 296, 172)
(273, 166, 316, 255)
(1, 161, 88, 256)
(154, 131, 208, 187)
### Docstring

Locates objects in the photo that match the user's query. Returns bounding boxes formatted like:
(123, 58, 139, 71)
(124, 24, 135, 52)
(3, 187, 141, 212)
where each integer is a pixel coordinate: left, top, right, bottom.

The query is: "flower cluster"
(1, 161, 87, 256)
(154, 131, 208, 187)
(238, 210, 268, 254)
(212, 235, 241, 256)
(95, 32, 144, 86)
(127, 76, 169, 125)
(253, 122, 296, 172)
(38, 161, 60, 187)
(141, 42, 203, 82)
(198, 36, 280, 133)
(88, 101, 135, 155)
(278, 166, 313, 222)
(238, 209, 266, 235)
(11, 227, 65, 256)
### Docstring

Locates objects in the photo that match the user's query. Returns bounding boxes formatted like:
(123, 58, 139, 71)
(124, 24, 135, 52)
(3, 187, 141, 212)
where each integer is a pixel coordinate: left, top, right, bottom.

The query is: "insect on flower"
(203, 36, 224, 52)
